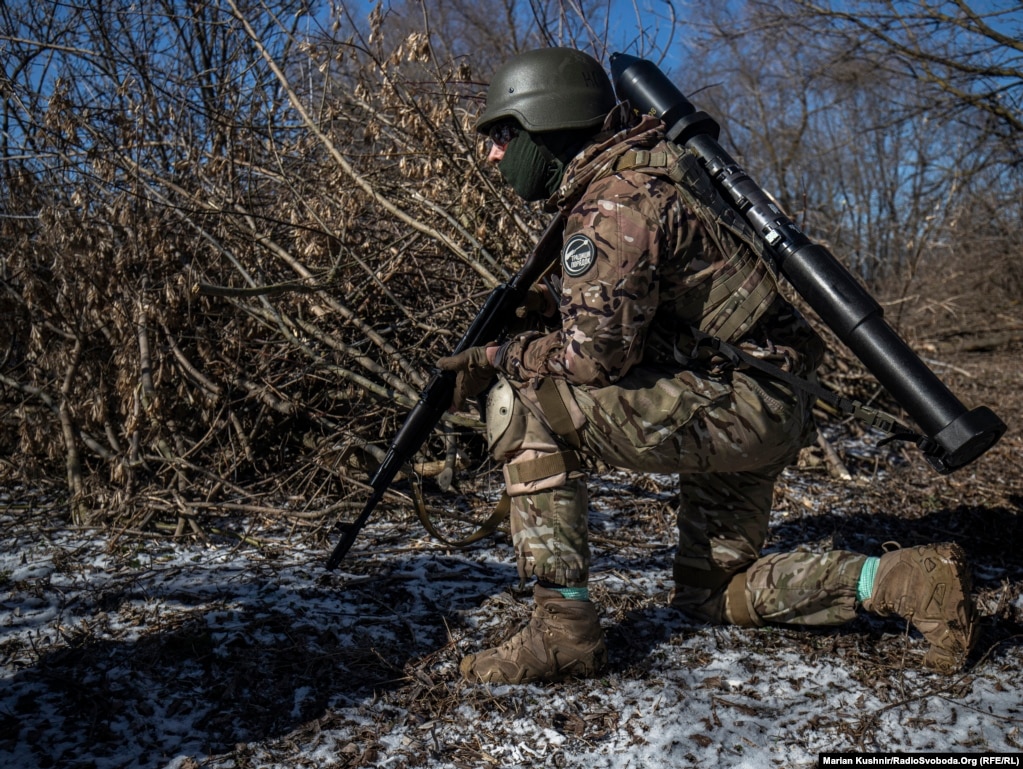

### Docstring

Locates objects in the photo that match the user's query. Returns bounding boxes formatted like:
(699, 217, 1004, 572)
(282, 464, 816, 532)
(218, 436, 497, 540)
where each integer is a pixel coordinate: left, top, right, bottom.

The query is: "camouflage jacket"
(495, 109, 823, 388)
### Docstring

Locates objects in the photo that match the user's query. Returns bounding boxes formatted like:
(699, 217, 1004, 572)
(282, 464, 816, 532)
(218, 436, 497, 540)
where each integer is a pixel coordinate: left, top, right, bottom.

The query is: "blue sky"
(320, 0, 705, 70)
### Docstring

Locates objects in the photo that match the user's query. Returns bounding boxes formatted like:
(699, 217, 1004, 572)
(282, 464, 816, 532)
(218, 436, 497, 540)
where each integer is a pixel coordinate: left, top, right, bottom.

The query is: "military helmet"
(477, 48, 617, 134)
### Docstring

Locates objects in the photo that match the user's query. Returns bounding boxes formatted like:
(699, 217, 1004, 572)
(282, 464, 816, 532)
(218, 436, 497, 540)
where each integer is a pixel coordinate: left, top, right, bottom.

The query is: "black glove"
(436, 346, 497, 411)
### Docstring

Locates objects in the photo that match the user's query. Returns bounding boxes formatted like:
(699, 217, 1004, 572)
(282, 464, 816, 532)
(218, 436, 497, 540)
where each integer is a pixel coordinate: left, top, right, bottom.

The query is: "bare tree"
(784, 0, 1022, 162)
(2, 0, 1015, 532)
(359, 0, 684, 75)
(678, 1, 1021, 318)
(6, 0, 675, 529)
(0, 0, 507, 525)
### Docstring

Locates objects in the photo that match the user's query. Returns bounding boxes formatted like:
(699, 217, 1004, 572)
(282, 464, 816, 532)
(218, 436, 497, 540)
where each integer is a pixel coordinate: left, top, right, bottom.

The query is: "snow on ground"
(2, 455, 1022, 769)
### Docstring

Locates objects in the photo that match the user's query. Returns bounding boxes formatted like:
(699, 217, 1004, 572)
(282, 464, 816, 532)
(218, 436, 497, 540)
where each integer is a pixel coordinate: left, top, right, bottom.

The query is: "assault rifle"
(325, 213, 566, 570)
(609, 52, 1006, 473)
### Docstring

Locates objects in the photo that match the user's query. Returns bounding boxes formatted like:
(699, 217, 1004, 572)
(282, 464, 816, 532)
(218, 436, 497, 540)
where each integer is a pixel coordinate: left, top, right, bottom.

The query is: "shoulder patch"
(563, 233, 596, 277)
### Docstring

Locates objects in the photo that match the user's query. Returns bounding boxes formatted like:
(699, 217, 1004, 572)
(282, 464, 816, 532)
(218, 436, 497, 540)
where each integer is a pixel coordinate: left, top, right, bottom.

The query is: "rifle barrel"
(324, 213, 567, 569)
(325, 488, 383, 570)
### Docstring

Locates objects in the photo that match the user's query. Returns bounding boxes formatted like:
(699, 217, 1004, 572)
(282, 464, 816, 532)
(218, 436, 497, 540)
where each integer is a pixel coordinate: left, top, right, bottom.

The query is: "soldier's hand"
(436, 346, 497, 412)
(514, 284, 555, 319)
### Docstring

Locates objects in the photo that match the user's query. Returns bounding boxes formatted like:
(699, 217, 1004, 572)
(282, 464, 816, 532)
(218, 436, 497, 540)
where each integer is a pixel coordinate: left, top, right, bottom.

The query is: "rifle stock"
(326, 213, 566, 569)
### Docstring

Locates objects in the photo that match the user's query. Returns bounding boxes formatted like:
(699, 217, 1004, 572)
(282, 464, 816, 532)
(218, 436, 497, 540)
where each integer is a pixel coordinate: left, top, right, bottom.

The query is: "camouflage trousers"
(489, 364, 865, 627)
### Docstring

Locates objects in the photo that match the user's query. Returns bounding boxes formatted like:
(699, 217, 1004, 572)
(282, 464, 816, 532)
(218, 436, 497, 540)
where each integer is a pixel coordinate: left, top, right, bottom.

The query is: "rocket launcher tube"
(610, 52, 1005, 473)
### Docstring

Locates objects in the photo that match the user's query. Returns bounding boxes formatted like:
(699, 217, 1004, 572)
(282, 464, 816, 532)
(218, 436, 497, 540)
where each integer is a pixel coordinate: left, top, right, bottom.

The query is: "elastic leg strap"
(673, 564, 734, 591)
(505, 450, 581, 486)
(725, 572, 762, 627)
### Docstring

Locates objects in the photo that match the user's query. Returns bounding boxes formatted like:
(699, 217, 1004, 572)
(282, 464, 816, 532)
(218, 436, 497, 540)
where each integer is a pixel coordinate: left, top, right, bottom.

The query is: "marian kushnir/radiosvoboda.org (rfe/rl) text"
(818, 753, 1022, 767)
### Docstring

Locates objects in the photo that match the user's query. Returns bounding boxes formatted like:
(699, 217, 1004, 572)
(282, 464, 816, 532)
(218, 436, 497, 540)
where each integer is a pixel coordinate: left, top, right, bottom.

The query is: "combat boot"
(460, 585, 606, 684)
(862, 543, 977, 673)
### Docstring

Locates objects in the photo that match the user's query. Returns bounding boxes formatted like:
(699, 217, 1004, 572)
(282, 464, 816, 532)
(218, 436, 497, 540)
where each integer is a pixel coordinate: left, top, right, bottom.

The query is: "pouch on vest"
(609, 145, 780, 349)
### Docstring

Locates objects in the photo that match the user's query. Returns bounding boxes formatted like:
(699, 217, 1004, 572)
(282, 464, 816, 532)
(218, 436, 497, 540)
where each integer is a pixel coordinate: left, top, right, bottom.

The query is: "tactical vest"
(603, 143, 781, 349)
(591, 144, 909, 440)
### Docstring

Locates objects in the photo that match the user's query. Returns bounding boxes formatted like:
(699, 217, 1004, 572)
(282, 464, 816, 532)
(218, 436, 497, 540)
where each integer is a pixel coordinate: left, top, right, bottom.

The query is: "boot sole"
(919, 543, 977, 673)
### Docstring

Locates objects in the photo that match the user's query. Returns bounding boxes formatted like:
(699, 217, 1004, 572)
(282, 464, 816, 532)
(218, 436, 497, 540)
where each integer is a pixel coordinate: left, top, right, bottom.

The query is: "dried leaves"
(0, 7, 532, 529)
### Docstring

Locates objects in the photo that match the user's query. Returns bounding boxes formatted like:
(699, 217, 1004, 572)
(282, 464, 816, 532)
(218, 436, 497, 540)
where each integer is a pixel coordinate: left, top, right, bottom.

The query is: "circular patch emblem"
(562, 233, 596, 277)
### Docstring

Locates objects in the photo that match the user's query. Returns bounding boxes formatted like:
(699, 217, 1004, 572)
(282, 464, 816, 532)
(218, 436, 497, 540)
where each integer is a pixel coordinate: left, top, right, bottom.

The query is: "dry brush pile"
(1, 4, 545, 536)
(0, 2, 966, 542)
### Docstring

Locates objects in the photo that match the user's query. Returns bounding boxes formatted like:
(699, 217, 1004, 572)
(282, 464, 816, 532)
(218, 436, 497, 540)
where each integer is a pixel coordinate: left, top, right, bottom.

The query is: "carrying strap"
(609, 147, 769, 267)
(688, 328, 933, 449)
(412, 446, 580, 548)
(613, 147, 930, 450)
(534, 377, 582, 448)
(613, 146, 772, 266)
(410, 376, 581, 548)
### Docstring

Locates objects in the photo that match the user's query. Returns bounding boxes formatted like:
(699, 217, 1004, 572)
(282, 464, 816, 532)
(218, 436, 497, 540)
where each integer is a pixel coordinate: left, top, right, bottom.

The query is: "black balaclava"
(498, 129, 590, 202)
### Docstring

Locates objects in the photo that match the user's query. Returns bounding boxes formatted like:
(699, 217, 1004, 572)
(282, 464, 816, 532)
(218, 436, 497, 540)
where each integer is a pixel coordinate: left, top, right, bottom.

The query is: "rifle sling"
(412, 484, 511, 548)
(411, 445, 579, 547)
